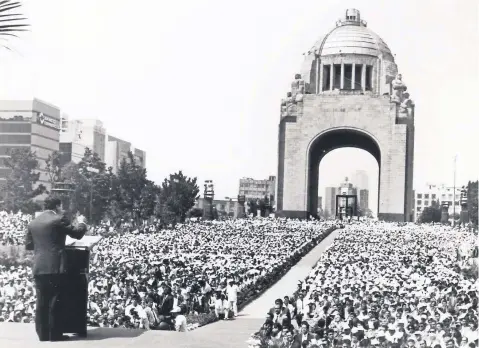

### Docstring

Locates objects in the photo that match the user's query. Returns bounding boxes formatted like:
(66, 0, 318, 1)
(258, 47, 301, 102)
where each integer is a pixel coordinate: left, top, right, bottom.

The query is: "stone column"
(318, 61, 323, 93)
(351, 63, 356, 90)
(361, 64, 366, 91)
(340, 63, 344, 89)
(329, 64, 334, 91)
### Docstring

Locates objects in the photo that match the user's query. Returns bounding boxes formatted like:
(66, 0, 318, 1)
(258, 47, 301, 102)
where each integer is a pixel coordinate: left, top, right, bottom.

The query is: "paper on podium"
(65, 235, 102, 249)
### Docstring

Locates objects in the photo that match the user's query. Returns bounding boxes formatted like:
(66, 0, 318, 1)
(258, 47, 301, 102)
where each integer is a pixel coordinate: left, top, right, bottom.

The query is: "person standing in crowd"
(226, 280, 239, 318)
(25, 197, 88, 342)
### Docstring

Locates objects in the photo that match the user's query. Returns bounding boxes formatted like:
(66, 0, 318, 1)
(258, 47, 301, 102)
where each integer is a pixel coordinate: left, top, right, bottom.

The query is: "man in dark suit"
(268, 298, 292, 327)
(26, 197, 88, 342)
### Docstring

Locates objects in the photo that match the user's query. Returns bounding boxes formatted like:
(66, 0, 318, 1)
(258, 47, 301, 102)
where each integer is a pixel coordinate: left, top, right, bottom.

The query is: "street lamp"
(80, 166, 100, 222)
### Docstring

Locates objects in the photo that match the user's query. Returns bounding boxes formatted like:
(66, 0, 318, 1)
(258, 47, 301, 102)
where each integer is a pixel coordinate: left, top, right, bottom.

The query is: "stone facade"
(276, 9, 415, 221)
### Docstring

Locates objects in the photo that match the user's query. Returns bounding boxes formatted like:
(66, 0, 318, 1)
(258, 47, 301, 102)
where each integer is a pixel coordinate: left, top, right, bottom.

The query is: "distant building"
(324, 187, 337, 217)
(59, 117, 106, 164)
(359, 189, 369, 210)
(352, 170, 369, 190)
(0, 99, 61, 191)
(413, 183, 462, 222)
(238, 176, 276, 205)
(195, 197, 239, 217)
(59, 116, 146, 173)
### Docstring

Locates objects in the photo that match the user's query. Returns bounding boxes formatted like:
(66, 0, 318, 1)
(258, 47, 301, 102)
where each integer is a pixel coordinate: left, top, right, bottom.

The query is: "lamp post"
(80, 166, 100, 222)
(453, 155, 457, 227)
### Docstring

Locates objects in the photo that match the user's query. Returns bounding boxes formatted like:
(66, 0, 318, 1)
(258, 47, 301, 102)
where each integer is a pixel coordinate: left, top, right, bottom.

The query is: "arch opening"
(307, 128, 381, 218)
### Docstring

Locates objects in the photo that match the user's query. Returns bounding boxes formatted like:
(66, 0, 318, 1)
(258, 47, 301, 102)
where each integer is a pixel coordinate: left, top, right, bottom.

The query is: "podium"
(60, 236, 102, 337)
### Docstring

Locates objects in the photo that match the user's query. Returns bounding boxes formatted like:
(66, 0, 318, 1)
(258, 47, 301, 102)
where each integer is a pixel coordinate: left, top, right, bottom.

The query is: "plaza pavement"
(0, 228, 340, 348)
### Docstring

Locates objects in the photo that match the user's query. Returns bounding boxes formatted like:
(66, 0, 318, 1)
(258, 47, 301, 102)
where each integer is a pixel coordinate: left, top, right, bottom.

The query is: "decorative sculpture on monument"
(391, 73, 414, 117)
(281, 74, 305, 117)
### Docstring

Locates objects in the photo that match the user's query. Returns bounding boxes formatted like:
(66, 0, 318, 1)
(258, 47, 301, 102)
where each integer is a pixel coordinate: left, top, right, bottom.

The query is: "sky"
(0, 0, 477, 213)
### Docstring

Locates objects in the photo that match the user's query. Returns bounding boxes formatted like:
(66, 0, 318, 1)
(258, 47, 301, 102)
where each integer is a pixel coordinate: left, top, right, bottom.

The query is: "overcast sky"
(0, 0, 477, 213)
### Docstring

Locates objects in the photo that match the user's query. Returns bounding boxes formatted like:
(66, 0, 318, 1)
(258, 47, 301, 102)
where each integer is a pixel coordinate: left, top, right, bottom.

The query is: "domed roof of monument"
(312, 9, 394, 62)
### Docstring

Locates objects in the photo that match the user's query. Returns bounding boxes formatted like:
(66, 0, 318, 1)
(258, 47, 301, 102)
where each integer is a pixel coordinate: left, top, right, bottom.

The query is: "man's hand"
(77, 215, 87, 225)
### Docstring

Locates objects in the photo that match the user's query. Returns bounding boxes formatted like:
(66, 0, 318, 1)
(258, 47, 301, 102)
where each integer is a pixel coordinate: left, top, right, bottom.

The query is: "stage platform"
(0, 229, 340, 347)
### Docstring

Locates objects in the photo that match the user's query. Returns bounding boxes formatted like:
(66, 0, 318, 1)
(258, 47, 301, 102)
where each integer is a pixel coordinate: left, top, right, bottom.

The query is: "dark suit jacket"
(157, 294, 174, 315)
(26, 211, 87, 275)
(268, 306, 292, 326)
(291, 332, 315, 348)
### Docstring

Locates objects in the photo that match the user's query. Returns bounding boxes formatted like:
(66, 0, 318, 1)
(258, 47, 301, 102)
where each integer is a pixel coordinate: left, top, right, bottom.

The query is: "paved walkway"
(0, 229, 340, 348)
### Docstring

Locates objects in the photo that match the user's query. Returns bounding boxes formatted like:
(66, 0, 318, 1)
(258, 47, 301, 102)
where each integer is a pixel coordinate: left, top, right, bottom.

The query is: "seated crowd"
(0, 211, 31, 246)
(0, 212, 335, 332)
(249, 222, 478, 348)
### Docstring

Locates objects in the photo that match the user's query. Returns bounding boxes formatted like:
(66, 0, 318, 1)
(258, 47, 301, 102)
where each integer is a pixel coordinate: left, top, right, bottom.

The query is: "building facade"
(352, 170, 369, 190)
(239, 176, 276, 205)
(324, 187, 337, 217)
(413, 183, 462, 222)
(195, 197, 239, 217)
(359, 189, 369, 211)
(0, 99, 61, 191)
(59, 116, 146, 173)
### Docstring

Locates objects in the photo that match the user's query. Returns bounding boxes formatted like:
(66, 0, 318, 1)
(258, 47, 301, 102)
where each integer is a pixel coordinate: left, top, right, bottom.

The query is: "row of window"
(417, 193, 459, 200)
(322, 64, 373, 91)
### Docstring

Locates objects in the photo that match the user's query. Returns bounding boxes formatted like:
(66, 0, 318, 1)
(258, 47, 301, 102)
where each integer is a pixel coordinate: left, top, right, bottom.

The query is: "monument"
(277, 9, 415, 221)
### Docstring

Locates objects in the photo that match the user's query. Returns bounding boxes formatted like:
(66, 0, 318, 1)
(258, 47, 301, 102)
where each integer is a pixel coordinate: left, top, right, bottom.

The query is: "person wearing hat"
(25, 196, 88, 342)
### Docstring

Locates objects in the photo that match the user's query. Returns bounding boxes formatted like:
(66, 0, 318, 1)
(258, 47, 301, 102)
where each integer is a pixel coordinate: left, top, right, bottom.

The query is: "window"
(424, 201, 429, 206)
(424, 194, 429, 199)
(417, 207, 421, 212)
(417, 200, 422, 206)
(354, 65, 362, 90)
(448, 194, 453, 199)
(343, 64, 353, 90)
(0, 123, 31, 133)
(432, 194, 436, 200)
(0, 134, 31, 144)
(417, 193, 422, 199)
(365, 66, 373, 91)
(333, 64, 341, 89)
(322, 65, 331, 91)
(441, 194, 446, 198)
(455, 201, 459, 206)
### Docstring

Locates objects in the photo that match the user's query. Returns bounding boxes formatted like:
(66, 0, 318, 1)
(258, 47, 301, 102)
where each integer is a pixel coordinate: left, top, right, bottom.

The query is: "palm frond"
(0, 0, 28, 50)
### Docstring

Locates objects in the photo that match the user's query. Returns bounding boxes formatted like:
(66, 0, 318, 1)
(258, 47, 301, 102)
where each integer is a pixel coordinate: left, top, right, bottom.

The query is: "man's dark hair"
(275, 298, 283, 306)
(44, 196, 62, 211)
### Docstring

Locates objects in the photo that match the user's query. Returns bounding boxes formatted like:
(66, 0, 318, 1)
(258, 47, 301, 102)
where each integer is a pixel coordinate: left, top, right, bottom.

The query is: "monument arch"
(276, 9, 415, 221)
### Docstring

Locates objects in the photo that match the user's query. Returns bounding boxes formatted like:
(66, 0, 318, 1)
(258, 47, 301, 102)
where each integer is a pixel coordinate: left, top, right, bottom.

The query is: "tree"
(160, 171, 200, 223)
(467, 181, 478, 227)
(247, 199, 258, 217)
(419, 200, 442, 223)
(44, 151, 63, 189)
(70, 148, 112, 223)
(0, 1, 29, 51)
(0, 148, 45, 213)
(188, 207, 204, 218)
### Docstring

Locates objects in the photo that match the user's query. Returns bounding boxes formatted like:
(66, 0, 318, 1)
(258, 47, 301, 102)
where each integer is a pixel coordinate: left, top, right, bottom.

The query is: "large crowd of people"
(0, 211, 31, 246)
(249, 221, 478, 348)
(0, 211, 335, 332)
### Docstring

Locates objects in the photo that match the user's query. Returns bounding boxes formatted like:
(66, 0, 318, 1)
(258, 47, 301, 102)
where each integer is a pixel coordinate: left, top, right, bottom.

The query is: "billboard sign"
(37, 112, 60, 130)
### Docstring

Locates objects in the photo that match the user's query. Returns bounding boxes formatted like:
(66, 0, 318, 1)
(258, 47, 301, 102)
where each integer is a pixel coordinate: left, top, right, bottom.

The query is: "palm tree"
(0, 0, 28, 50)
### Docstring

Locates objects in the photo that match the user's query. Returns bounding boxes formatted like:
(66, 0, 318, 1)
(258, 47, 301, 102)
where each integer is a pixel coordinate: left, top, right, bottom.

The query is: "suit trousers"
(34, 274, 65, 341)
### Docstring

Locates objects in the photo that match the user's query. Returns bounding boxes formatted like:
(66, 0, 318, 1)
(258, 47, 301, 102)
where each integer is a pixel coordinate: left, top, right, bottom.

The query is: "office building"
(59, 116, 145, 173)
(238, 176, 276, 205)
(324, 187, 337, 217)
(0, 99, 61, 191)
(359, 189, 369, 210)
(352, 170, 369, 190)
(413, 183, 462, 222)
(59, 117, 106, 164)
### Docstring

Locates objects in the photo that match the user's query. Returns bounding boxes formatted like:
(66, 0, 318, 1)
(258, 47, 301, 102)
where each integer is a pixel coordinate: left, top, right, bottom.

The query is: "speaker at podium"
(60, 235, 102, 337)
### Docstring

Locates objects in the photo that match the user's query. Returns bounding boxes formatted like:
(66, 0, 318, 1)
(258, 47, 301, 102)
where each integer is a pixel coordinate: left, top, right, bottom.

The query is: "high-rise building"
(59, 117, 146, 173)
(238, 176, 276, 205)
(413, 183, 462, 222)
(352, 170, 369, 190)
(0, 99, 61, 191)
(324, 187, 337, 217)
(59, 117, 106, 163)
(359, 189, 369, 210)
